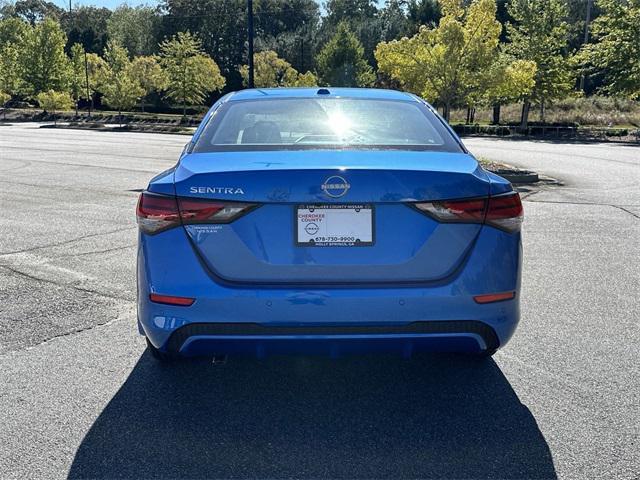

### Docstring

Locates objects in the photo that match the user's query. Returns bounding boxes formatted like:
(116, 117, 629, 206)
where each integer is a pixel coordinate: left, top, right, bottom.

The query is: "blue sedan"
(136, 88, 523, 361)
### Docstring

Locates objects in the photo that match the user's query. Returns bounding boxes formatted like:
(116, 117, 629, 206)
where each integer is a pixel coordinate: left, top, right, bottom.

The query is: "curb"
(488, 168, 539, 184)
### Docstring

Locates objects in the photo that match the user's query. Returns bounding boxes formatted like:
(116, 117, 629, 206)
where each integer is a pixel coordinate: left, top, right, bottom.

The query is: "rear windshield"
(192, 98, 462, 153)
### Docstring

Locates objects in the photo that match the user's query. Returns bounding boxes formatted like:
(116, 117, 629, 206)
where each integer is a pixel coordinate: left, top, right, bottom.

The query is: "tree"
(239, 50, 317, 87)
(316, 22, 375, 87)
(379, 0, 411, 42)
(0, 44, 23, 100)
(159, 0, 247, 90)
(407, 0, 441, 32)
(60, 6, 111, 55)
(97, 41, 144, 123)
(0, 17, 30, 46)
(484, 56, 537, 123)
(130, 55, 167, 112)
(0, 90, 10, 119)
(294, 71, 318, 87)
(69, 43, 87, 115)
(578, 0, 640, 100)
(84, 52, 107, 114)
(0, 18, 30, 99)
(375, 0, 502, 121)
(506, 0, 574, 128)
(107, 5, 160, 57)
(253, 0, 320, 73)
(36, 90, 73, 125)
(21, 18, 69, 97)
(159, 32, 225, 116)
(0, 0, 63, 25)
(320, 0, 382, 65)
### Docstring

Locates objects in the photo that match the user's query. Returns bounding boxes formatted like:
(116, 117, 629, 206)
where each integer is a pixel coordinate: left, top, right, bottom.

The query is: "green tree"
(0, 90, 10, 119)
(97, 41, 144, 122)
(253, 0, 320, 73)
(0, 44, 23, 99)
(407, 0, 441, 32)
(0, 17, 30, 46)
(0, 18, 30, 100)
(0, 0, 63, 25)
(21, 18, 69, 97)
(36, 89, 73, 125)
(484, 56, 537, 123)
(60, 6, 112, 54)
(506, 0, 574, 128)
(375, 0, 502, 121)
(293, 70, 318, 87)
(159, 32, 225, 116)
(320, 0, 382, 66)
(83, 52, 107, 114)
(578, 0, 640, 100)
(69, 43, 87, 115)
(107, 5, 160, 57)
(239, 50, 317, 87)
(317, 22, 375, 87)
(130, 55, 167, 112)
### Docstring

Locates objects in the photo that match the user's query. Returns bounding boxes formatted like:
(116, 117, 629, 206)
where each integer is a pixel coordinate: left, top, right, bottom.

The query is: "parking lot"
(0, 123, 638, 478)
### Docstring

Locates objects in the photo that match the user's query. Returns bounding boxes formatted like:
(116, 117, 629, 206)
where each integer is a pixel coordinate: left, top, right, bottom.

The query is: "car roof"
(227, 87, 419, 102)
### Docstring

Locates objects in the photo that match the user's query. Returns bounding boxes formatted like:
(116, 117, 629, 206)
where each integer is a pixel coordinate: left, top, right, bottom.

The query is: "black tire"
(146, 337, 173, 362)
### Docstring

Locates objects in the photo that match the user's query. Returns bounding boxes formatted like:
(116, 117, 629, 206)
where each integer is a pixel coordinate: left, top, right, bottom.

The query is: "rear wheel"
(146, 337, 173, 362)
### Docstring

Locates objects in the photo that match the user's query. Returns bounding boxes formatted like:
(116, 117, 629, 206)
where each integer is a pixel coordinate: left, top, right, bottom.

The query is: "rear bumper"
(163, 321, 500, 356)
(137, 225, 521, 357)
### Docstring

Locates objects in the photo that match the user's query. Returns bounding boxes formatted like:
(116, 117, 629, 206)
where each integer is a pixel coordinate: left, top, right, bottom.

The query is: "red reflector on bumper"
(149, 293, 195, 306)
(473, 291, 516, 304)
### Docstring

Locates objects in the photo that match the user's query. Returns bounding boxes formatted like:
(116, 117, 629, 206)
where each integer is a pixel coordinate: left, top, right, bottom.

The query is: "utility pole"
(247, 0, 255, 88)
(579, 0, 593, 92)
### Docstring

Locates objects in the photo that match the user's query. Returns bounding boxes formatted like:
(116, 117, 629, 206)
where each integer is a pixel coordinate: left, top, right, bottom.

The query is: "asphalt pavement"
(0, 123, 638, 479)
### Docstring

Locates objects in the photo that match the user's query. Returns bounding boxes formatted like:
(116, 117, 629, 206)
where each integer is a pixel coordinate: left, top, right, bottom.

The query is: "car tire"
(146, 337, 173, 362)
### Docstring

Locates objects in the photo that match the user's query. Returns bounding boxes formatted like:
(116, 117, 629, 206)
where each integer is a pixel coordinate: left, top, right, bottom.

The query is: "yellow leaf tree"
(375, 0, 502, 121)
(240, 50, 317, 88)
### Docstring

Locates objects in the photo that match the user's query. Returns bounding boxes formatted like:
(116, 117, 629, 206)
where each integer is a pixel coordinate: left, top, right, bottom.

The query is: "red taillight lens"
(415, 198, 487, 222)
(413, 192, 523, 233)
(136, 192, 180, 234)
(485, 192, 523, 233)
(474, 291, 516, 304)
(149, 293, 195, 306)
(178, 198, 257, 224)
(137, 192, 258, 235)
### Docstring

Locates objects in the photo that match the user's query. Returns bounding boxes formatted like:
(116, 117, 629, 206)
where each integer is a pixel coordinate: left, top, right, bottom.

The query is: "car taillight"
(177, 198, 257, 224)
(136, 192, 180, 234)
(484, 192, 523, 233)
(413, 192, 523, 233)
(137, 192, 258, 235)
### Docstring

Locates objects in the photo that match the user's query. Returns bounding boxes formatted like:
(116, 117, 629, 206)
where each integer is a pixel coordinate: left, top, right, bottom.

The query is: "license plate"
(296, 204, 374, 247)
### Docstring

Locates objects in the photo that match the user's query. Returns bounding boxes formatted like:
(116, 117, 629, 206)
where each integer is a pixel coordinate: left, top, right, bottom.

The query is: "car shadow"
(68, 353, 556, 479)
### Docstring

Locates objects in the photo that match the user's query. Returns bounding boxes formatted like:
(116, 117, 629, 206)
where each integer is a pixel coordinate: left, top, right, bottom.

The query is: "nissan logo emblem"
(321, 175, 350, 198)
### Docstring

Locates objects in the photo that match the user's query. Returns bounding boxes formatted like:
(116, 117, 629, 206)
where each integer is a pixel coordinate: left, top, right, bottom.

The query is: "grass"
(451, 96, 640, 128)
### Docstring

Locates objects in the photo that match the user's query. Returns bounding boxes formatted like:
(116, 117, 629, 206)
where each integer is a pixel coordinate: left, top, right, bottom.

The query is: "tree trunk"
(442, 103, 451, 122)
(540, 100, 545, 124)
(492, 104, 501, 125)
(520, 101, 531, 131)
(466, 106, 471, 125)
(470, 107, 476, 124)
(119, 109, 122, 128)
(182, 102, 187, 118)
(75, 102, 78, 117)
